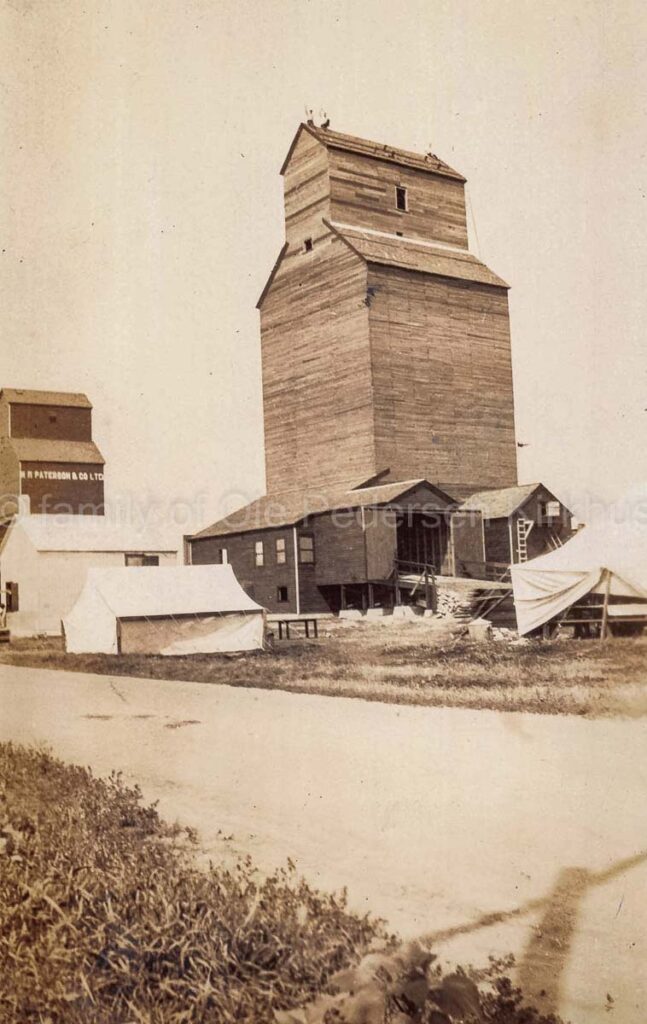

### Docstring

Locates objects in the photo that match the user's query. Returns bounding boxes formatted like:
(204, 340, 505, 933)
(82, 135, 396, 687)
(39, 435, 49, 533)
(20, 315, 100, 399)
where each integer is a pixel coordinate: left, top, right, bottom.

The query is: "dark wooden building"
(458, 483, 573, 571)
(0, 389, 105, 517)
(188, 124, 570, 613)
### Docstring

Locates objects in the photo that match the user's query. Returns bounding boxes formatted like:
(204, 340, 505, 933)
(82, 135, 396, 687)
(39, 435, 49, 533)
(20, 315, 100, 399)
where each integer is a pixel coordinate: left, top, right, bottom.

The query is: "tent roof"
(7, 515, 177, 553)
(460, 483, 542, 518)
(191, 479, 455, 540)
(9, 438, 105, 464)
(78, 565, 263, 617)
(281, 123, 465, 181)
(511, 520, 647, 634)
(331, 223, 508, 289)
(0, 388, 92, 408)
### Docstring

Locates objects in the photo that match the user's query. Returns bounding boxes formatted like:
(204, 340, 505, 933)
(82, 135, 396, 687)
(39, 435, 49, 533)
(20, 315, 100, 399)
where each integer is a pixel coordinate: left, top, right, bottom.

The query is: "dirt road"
(1, 663, 645, 1023)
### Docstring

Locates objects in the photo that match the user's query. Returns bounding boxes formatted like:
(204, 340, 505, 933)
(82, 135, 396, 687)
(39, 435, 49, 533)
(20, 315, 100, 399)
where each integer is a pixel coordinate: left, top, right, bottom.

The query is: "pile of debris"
(433, 591, 469, 620)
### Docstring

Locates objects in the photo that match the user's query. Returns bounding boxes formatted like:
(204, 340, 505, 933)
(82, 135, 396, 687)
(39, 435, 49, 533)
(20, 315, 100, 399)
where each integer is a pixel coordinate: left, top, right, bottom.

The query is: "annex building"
(0, 387, 178, 635)
(188, 123, 571, 614)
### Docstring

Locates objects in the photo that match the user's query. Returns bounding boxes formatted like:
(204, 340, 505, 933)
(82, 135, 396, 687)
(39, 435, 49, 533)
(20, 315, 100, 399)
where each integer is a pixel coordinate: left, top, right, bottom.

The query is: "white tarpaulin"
(63, 565, 265, 654)
(511, 521, 647, 635)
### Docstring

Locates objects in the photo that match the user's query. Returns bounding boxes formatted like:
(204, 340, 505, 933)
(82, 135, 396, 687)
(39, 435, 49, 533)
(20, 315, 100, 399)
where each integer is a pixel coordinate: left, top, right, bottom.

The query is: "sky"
(1, 0, 646, 537)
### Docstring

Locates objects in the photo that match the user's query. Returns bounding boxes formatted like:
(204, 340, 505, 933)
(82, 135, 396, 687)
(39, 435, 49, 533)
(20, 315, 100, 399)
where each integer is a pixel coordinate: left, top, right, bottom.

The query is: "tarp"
(63, 564, 265, 654)
(511, 521, 647, 635)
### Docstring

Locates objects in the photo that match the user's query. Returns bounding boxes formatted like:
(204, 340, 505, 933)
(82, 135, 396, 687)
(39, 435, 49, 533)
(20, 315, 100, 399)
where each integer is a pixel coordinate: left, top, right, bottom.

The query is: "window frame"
(275, 537, 286, 565)
(395, 185, 408, 212)
(298, 532, 315, 565)
(254, 540, 265, 567)
(125, 553, 160, 567)
(277, 585, 289, 604)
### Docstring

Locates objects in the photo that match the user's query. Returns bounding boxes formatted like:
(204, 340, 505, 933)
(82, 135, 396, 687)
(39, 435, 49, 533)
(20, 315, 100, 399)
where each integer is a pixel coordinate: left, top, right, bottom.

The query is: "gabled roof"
(330, 223, 508, 289)
(0, 388, 92, 408)
(460, 483, 543, 519)
(281, 123, 466, 182)
(7, 515, 177, 553)
(191, 479, 456, 540)
(10, 438, 104, 464)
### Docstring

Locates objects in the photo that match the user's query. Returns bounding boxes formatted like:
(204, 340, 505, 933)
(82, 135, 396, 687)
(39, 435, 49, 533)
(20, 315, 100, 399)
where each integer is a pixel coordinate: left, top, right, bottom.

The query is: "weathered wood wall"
(329, 150, 468, 248)
(283, 130, 331, 254)
(9, 405, 92, 442)
(367, 265, 518, 490)
(190, 528, 298, 613)
(260, 234, 374, 495)
(311, 510, 367, 586)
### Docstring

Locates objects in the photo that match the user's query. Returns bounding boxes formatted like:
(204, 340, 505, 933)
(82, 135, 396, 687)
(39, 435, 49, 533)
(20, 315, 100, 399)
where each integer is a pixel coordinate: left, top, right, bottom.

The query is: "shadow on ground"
(421, 849, 647, 1016)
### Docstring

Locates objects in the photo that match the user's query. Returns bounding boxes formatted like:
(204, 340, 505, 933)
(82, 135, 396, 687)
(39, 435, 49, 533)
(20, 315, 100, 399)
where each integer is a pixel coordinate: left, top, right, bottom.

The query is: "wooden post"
(600, 569, 612, 641)
(368, 582, 375, 609)
(424, 567, 430, 611)
(340, 584, 347, 611)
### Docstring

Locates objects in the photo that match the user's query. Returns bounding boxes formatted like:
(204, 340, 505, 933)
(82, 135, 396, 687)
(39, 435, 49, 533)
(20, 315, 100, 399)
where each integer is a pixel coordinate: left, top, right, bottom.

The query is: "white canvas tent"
(63, 565, 266, 654)
(511, 521, 647, 636)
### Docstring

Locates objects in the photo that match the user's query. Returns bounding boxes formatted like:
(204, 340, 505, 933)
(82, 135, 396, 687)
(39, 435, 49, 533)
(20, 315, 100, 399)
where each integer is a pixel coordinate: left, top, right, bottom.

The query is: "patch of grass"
(0, 742, 386, 1023)
(2, 623, 647, 717)
(0, 743, 564, 1024)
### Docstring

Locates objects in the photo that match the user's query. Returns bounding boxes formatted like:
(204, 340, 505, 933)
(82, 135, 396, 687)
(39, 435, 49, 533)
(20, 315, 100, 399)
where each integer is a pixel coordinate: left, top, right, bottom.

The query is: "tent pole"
(600, 569, 611, 641)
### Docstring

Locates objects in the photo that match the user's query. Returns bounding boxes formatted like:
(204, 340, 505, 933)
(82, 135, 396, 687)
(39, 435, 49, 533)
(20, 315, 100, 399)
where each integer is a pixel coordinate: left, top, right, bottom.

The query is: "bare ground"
(2, 616, 646, 716)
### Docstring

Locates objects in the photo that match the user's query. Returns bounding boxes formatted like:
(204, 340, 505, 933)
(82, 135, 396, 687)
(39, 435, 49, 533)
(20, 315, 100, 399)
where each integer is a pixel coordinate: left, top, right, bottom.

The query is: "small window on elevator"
(304, 237, 313, 252)
(395, 186, 407, 212)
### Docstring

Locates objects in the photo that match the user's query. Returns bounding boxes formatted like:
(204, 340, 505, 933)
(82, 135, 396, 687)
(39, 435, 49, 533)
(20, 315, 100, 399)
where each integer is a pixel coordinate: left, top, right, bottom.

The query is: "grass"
(0, 742, 387, 1023)
(0, 742, 563, 1024)
(1, 619, 647, 717)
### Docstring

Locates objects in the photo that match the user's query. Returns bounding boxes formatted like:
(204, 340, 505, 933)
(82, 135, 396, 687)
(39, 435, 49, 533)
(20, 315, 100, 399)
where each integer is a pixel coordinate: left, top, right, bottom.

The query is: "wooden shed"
(458, 483, 573, 574)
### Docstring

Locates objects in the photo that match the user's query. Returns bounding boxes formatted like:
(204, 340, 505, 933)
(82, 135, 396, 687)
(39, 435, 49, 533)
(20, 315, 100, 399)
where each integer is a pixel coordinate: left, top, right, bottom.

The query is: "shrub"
(0, 743, 385, 1023)
(0, 743, 564, 1024)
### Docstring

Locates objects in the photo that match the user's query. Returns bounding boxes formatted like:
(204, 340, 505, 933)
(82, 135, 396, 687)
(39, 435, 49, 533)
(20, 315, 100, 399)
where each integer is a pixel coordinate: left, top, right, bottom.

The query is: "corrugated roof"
(460, 483, 541, 519)
(10, 515, 178, 553)
(10, 438, 105, 464)
(191, 479, 455, 540)
(285, 124, 465, 182)
(331, 224, 508, 288)
(1, 388, 92, 408)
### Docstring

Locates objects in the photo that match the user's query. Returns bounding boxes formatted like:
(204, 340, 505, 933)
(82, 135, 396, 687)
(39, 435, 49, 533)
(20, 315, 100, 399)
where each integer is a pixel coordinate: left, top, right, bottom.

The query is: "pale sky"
(2, 0, 646, 538)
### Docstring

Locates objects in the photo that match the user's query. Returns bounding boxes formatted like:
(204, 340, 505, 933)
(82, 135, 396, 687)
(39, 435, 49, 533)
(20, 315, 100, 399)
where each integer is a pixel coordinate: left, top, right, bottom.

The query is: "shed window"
(125, 553, 159, 567)
(254, 540, 264, 567)
(277, 586, 289, 603)
(219, 547, 228, 565)
(276, 537, 286, 564)
(395, 186, 407, 212)
(298, 533, 315, 564)
(542, 500, 561, 520)
(304, 238, 313, 252)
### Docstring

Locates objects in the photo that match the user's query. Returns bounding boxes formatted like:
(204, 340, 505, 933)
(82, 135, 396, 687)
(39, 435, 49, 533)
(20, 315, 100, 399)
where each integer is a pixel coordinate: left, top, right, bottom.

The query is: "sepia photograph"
(1, 1, 646, 1022)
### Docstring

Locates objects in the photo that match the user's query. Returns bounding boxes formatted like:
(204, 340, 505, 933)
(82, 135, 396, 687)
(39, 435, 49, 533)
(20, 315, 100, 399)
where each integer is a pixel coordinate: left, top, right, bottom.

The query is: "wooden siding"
(20, 462, 105, 515)
(483, 519, 512, 564)
(328, 150, 468, 248)
(283, 129, 331, 255)
(261, 233, 375, 495)
(451, 512, 485, 573)
(367, 265, 518, 490)
(364, 507, 398, 580)
(190, 528, 298, 613)
(0, 438, 19, 516)
(9, 404, 92, 442)
(311, 509, 367, 586)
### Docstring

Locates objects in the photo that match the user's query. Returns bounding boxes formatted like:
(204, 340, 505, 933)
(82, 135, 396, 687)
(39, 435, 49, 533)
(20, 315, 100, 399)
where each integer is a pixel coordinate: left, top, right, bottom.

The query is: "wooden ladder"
(516, 518, 533, 563)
